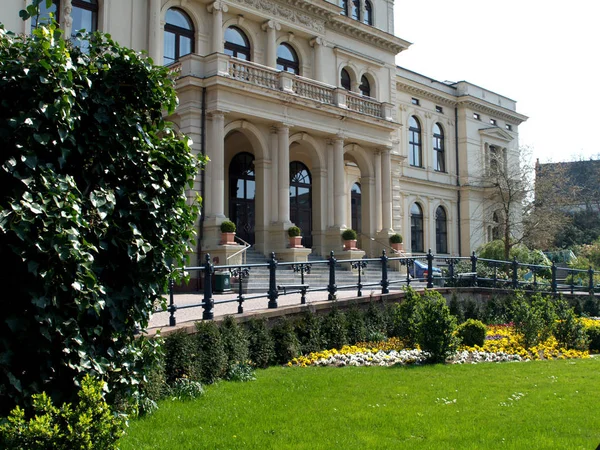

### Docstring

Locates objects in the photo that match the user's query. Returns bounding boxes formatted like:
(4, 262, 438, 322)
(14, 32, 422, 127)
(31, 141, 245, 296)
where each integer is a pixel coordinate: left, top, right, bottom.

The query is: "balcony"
(168, 53, 393, 121)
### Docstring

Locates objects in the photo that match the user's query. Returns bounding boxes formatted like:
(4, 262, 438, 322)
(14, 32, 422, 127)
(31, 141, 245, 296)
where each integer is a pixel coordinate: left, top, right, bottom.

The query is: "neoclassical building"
(2, 0, 527, 262)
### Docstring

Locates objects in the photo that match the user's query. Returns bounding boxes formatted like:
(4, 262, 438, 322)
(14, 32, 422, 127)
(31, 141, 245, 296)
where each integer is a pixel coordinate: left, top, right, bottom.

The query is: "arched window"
(351, 183, 362, 233)
(436, 206, 448, 254)
(290, 162, 313, 248)
(363, 0, 373, 25)
(359, 75, 371, 97)
(229, 152, 256, 244)
(351, 0, 360, 20)
(341, 0, 349, 16)
(492, 211, 501, 240)
(341, 68, 351, 90)
(409, 116, 422, 168)
(163, 8, 194, 65)
(31, 0, 59, 30)
(411, 203, 424, 253)
(433, 123, 445, 172)
(277, 43, 299, 74)
(224, 26, 251, 60)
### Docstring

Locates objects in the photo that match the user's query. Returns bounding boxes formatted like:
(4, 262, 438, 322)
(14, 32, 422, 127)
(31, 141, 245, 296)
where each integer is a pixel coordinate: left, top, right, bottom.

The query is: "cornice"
(396, 80, 457, 107)
(328, 16, 411, 54)
(478, 127, 514, 143)
(458, 98, 528, 125)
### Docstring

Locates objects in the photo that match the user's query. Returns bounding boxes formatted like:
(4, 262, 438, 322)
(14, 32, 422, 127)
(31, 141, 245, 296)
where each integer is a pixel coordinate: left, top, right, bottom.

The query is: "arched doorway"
(290, 161, 312, 248)
(351, 182, 362, 233)
(229, 152, 255, 245)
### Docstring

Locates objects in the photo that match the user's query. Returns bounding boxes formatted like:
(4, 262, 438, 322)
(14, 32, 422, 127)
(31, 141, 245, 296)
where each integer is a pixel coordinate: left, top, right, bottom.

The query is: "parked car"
(409, 259, 442, 280)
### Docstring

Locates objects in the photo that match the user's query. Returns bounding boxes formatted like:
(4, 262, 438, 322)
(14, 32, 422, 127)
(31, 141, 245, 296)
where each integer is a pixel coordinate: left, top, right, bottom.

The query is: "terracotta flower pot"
(289, 236, 303, 248)
(343, 239, 357, 250)
(221, 232, 236, 245)
(391, 242, 404, 252)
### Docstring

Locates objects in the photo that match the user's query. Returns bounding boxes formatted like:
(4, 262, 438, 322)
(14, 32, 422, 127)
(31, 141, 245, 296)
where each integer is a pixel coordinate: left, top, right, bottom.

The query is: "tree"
(0, 16, 204, 414)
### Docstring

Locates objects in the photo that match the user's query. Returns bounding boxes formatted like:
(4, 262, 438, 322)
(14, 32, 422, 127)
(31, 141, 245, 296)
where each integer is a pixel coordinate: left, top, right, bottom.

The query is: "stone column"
(374, 151, 382, 232)
(262, 20, 280, 69)
(270, 128, 279, 224)
(326, 140, 334, 228)
(277, 124, 290, 224)
(333, 137, 347, 228)
(208, 1, 228, 53)
(310, 37, 325, 82)
(381, 148, 392, 232)
(148, 0, 162, 64)
(206, 111, 226, 218)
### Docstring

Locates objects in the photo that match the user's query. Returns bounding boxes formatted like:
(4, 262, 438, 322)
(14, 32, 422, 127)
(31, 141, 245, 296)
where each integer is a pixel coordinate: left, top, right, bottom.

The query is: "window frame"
(163, 8, 195, 65)
(359, 75, 371, 97)
(276, 43, 300, 75)
(351, 0, 360, 20)
(224, 26, 251, 61)
(363, 0, 373, 25)
(409, 116, 423, 168)
(433, 123, 445, 172)
(410, 203, 424, 253)
(341, 68, 351, 90)
(72, 0, 98, 33)
(435, 206, 448, 254)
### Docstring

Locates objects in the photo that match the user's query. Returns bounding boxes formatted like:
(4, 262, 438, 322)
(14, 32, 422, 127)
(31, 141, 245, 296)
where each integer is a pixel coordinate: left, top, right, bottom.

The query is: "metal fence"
(164, 250, 600, 326)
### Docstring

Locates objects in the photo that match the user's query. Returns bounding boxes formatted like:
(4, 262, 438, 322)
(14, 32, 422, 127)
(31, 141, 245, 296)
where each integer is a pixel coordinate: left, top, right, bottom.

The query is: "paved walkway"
(148, 282, 417, 330)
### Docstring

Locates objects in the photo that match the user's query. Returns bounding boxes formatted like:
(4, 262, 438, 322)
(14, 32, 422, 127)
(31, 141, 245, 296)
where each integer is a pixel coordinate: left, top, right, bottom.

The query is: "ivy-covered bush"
(245, 318, 275, 368)
(417, 290, 459, 363)
(0, 375, 125, 450)
(456, 319, 487, 347)
(0, 18, 203, 412)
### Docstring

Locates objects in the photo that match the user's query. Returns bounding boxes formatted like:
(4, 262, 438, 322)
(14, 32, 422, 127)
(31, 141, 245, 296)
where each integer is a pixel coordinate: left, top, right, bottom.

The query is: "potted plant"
(341, 228, 358, 250)
(220, 220, 236, 245)
(288, 225, 303, 248)
(390, 233, 403, 252)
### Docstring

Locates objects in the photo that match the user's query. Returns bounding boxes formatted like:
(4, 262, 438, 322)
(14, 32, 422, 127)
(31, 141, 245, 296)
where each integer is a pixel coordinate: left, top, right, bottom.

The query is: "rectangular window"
(435, 105, 443, 113)
(473, 113, 480, 120)
(490, 118, 497, 125)
(506, 124, 513, 131)
(411, 98, 420, 106)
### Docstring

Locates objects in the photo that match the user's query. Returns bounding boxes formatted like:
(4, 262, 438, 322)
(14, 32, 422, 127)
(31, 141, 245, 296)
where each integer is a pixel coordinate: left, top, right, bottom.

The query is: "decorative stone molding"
(207, 1, 229, 13)
(262, 19, 281, 31)
(459, 99, 528, 124)
(328, 16, 410, 54)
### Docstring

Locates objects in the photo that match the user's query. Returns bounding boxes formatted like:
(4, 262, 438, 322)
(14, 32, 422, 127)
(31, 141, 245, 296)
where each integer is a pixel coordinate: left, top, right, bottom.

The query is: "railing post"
(470, 251, 478, 287)
(448, 258, 455, 284)
(551, 262, 557, 294)
(381, 250, 389, 294)
(493, 263, 498, 289)
(203, 254, 214, 320)
(512, 257, 519, 290)
(168, 272, 176, 326)
(426, 249, 434, 289)
(406, 259, 413, 286)
(589, 266, 595, 294)
(328, 251, 337, 300)
(268, 252, 278, 308)
(570, 270, 575, 295)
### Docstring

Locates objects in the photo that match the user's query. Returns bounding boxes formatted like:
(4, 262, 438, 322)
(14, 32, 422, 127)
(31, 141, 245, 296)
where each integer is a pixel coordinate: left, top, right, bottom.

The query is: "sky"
(393, 0, 600, 165)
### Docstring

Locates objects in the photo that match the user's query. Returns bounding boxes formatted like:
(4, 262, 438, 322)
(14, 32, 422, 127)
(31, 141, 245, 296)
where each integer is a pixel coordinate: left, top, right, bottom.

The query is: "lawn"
(120, 358, 600, 449)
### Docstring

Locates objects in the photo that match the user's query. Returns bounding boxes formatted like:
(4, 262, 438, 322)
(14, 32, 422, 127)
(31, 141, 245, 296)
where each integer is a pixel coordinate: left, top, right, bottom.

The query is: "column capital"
(310, 36, 326, 47)
(262, 20, 281, 31)
(208, 1, 229, 13)
(275, 122, 293, 132)
(208, 110, 227, 119)
(378, 146, 392, 154)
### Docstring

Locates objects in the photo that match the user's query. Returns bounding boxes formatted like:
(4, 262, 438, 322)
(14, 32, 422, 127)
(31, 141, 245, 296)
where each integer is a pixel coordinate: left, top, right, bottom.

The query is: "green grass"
(121, 359, 600, 449)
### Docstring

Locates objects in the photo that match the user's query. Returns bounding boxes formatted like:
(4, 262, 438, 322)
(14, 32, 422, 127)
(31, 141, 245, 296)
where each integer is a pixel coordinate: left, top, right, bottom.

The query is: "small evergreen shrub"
(583, 296, 600, 317)
(0, 375, 125, 450)
(170, 378, 205, 401)
(341, 229, 357, 240)
(346, 307, 367, 344)
(389, 234, 403, 244)
(195, 321, 227, 384)
(393, 287, 423, 347)
(364, 301, 386, 338)
(322, 306, 348, 350)
(463, 300, 481, 321)
(271, 317, 301, 364)
(246, 318, 275, 368)
(510, 292, 556, 348)
(220, 220, 236, 233)
(295, 310, 323, 355)
(553, 300, 588, 350)
(456, 319, 487, 347)
(448, 292, 465, 323)
(164, 330, 199, 383)
(483, 295, 512, 324)
(585, 322, 600, 352)
(219, 316, 249, 371)
(418, 290, 459, 363)
(287, 226, 301, 237)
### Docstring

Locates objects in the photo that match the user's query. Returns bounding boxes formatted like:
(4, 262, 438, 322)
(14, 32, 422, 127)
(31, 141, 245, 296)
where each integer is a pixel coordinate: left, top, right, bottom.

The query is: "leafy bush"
(389, 234, 403, 244)
(510, 292, 556, 348)
(585, 322, 600, 352)
(341, 229, 357, 240)
(295, 310, 323, 355)
(287, 226, 301, 237)
(0, 20, 202, 412)
(219, 316, 249, 371)
(321, 306, 348, 350)
(220, 220, 236, 233)
(483, 295, 513, 324)
(346, 307, 367, 345)
(195, 321, 227, 384)
(169, 378, 205, 401)
(457, 319, 487, 347)
(163, 331, 199, 384)
(0, 375, 124, 450)
(364, 301, 386, 338)
(582, 296, 600, 317)
(271, 317, 301, 364)
(463, 300, 482, 321)
(418, 290, 459, 363)
(225, 363, 256, 382)
(448, 292, 465, 323)
(245, 318, 275, 368)
(553, 300, 588, 350)
(392, 287, 423, 347)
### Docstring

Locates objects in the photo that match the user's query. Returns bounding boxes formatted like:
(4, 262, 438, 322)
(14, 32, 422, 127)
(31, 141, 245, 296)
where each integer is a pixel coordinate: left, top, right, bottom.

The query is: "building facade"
(2, 0, 527, 262)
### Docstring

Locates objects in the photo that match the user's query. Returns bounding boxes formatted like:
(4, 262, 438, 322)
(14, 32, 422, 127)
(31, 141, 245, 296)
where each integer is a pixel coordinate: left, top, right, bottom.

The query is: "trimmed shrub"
(287, 226, 301, 237)
(393, 287, 423, 347)
(322, 306, 348, 350)
(457, 319, 487, 347)
(510, 292, 556, 348)
(295, 310, 323, 355)
(389, 234, 403, 244)
(341, 229, 357, 240)
(164, 331, 199, 383)
(483, 295, 512, 324)
(219, 316, 249, 370)
(418, 290, 459, 363)
(364, 301, 386, 338)
(195, 321, 227, 384)
(463, 300, 481, 321)
(0, 375, 124, 450)
(448, 292, 465, 323)
(220, 220, 236, 233)
(271, 317, 301, 364)
(583, 296, 600, 317)
(585, 322, 600, 352)
(346, 307, 367, 345)
(246, 318, 275, 368)
(553, 300, 588, 350)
